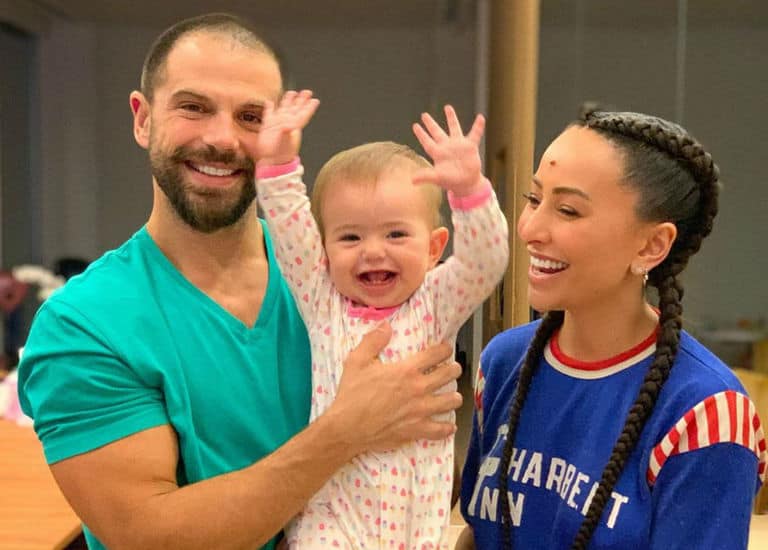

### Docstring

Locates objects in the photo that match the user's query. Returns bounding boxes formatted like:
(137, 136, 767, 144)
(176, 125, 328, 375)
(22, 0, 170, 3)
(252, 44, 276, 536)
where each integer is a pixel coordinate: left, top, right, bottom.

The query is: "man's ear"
(636, 221, 677, 271)
(428, 226, 450, 269)
(130, 91, 151, 150)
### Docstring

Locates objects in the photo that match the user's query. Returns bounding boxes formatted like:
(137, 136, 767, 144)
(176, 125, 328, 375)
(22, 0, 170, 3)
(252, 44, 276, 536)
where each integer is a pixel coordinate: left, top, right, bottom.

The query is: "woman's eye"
(558, 206, 580, 218)
(522, 192, 541, 207)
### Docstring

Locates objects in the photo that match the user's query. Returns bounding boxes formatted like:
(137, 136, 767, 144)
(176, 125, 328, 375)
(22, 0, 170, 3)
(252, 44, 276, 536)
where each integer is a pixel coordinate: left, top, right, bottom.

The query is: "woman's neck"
(557, 299, 659, 363)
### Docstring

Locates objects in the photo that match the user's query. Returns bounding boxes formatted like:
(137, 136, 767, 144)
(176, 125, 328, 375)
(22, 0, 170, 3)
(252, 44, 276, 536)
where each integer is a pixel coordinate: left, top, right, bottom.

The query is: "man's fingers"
(346, 323, 392, 368)
(425, 388, 463, 415)
(422, 361, 462, 393)
(404, 342, 454, 374)
(413, 417, 459, 441)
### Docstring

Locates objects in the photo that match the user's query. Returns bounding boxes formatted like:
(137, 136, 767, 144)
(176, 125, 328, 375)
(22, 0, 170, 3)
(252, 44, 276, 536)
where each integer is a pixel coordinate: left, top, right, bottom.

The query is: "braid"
(571, 265, 682, 549)
(498, 310, 564, 549)
(565, 111, 720, 548)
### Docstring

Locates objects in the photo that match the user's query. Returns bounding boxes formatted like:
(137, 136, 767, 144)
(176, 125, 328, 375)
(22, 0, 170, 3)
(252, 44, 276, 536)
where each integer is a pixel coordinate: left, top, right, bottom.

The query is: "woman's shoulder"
(671, 330, 746, 394)
(483, 320, 541, 360)
(479, 320, 541, 386)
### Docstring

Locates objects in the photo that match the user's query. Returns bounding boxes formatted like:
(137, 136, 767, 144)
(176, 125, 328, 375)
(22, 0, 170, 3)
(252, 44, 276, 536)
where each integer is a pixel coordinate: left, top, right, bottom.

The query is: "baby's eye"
(388, 230, 408, 239)
(522, 192, 541, 208)
(339, 234, 360, 242)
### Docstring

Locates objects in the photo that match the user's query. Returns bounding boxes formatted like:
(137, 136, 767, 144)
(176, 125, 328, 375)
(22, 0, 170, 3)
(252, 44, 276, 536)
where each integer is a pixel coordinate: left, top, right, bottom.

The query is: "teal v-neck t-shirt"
(18, 221, 311, 549)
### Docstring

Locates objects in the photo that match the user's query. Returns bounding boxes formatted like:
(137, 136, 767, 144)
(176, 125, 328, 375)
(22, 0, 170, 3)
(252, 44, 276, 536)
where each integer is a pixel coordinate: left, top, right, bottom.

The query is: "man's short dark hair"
(140, 13, 279, 102)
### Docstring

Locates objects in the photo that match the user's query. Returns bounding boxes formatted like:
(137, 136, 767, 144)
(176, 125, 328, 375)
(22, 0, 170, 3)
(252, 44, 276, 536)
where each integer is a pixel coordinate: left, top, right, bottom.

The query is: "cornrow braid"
(498, 310, 564, 549)
(568, 112, 720, 549)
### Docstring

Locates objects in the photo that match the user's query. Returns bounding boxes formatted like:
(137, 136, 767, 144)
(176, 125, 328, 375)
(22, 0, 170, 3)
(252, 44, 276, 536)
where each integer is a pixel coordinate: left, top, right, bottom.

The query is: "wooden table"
(0, 419, 81, 549)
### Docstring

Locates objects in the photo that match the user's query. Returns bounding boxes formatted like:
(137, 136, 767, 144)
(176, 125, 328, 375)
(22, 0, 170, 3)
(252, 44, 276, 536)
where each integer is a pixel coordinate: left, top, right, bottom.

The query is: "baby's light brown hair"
(311, 141, 444, 237)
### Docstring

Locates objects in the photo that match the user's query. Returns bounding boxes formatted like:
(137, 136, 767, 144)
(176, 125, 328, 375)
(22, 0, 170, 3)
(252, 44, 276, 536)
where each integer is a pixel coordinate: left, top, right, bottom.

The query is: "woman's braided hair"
(497, 109, 720, 549)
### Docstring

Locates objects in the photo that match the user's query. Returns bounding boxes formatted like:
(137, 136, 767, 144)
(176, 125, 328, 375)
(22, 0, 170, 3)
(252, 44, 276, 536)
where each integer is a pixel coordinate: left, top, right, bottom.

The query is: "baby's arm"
(254, 91, 327, 322)
(412, 106, 509, 336)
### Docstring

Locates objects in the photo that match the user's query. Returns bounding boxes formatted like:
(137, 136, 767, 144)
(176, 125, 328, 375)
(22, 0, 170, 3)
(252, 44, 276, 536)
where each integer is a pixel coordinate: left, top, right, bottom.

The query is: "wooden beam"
(484, 0, 540, 341)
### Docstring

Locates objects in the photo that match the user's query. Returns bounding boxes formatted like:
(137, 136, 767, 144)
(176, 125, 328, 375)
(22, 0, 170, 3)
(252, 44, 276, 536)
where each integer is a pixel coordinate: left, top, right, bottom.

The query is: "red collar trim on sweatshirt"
(549, 326, 659, 371)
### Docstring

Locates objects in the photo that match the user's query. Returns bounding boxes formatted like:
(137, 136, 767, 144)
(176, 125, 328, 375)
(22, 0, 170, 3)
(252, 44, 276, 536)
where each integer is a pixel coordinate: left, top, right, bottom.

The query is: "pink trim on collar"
(549, 327, 659, 371)
(447, 178, 493, 211)
(345, 299, 399, 321)
(255, 157, 301, 179)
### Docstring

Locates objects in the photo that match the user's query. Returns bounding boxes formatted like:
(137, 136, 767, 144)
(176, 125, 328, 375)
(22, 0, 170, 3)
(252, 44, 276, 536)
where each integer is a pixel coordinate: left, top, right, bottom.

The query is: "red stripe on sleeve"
(667, 425, 681, 451)
(727, 391, 738, 443)
(704, 395, 720, 444)
(742, 396, 751, 448)
(684, 408, 699, 451)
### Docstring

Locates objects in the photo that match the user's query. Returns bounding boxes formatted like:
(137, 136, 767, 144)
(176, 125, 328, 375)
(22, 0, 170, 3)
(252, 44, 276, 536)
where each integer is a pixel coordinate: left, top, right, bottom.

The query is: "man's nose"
(201, 113, 240, 152)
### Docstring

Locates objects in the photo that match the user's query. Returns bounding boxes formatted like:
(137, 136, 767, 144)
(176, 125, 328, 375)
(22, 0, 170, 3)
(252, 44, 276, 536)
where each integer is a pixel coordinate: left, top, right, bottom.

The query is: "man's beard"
(150, 141, 256, 233)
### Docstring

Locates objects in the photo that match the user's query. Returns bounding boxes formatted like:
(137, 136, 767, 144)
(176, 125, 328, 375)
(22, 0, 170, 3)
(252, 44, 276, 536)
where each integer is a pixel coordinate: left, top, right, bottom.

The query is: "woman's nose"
(517, 206, 549, 244)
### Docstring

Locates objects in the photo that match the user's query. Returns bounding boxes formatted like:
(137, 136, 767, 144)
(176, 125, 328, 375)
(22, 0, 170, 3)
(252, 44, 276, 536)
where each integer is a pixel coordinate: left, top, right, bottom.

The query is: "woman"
(458, 110, 766, 549)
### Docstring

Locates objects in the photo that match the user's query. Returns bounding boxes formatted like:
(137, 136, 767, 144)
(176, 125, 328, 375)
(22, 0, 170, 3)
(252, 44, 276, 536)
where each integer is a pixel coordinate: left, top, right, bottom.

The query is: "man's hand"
(256, 89, 319, 167)
(411, 105, 486, 198)
(324, 323, 462, 455)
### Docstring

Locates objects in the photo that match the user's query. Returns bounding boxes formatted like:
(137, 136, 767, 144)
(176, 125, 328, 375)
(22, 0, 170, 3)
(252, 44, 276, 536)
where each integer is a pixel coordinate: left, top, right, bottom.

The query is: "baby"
(255, 91, 509, 549)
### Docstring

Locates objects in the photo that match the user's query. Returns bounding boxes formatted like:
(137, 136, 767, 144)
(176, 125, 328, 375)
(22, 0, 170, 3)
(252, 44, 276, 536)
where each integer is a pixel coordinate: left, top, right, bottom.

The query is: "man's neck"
(145, 194, 266, 288)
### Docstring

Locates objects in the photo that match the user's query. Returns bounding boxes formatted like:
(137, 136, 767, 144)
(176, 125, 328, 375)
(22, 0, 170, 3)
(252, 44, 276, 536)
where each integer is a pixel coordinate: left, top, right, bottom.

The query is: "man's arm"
(50, 325, 461, 550)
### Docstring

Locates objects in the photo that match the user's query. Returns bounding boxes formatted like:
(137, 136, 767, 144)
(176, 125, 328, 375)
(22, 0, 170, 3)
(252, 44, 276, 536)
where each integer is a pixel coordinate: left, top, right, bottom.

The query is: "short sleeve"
(18, 299, 169, 464)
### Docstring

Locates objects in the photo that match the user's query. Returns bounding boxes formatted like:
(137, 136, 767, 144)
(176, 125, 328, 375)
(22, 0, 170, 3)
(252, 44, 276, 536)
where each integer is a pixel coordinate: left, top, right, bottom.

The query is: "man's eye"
(241, 112, 263, 124)
(180, 103, 204, 113)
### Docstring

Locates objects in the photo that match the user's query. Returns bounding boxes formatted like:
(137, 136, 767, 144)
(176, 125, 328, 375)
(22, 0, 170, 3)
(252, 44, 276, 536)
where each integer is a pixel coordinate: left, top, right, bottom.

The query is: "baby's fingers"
(412, 123, 437, 157)
(296, 98, 320, 128)
(420, 112, 448, 141)
(444, 105, 464, 137)
(411, 167, 438, 186)
(466, 114, 486, 144)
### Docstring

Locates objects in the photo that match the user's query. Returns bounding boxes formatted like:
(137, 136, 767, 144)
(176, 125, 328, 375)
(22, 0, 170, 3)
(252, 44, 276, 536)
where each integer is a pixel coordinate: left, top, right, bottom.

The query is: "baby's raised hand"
(412, 105, 486, 197)
(256, 90, 319, 167)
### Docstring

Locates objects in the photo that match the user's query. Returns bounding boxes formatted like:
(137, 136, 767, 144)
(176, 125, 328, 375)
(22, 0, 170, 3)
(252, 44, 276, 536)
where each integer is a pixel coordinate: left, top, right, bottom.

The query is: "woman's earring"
(632, 264, 649, 285)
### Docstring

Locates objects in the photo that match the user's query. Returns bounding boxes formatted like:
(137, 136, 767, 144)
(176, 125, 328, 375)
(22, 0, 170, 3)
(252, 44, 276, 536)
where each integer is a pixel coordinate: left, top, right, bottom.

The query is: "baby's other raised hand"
(256, 90, 319, 167)
(412, 105, 486, 197)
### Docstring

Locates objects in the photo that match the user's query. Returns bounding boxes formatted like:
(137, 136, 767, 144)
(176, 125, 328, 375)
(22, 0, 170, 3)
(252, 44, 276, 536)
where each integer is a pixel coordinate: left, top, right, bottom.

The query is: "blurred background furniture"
(0, 418, 81, 550)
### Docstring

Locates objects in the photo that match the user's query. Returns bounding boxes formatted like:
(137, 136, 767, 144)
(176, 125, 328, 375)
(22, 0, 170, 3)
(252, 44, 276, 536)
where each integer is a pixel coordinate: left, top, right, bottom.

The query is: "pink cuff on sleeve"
(256, 157, 301, 179)
(447, 178, 494, 211)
